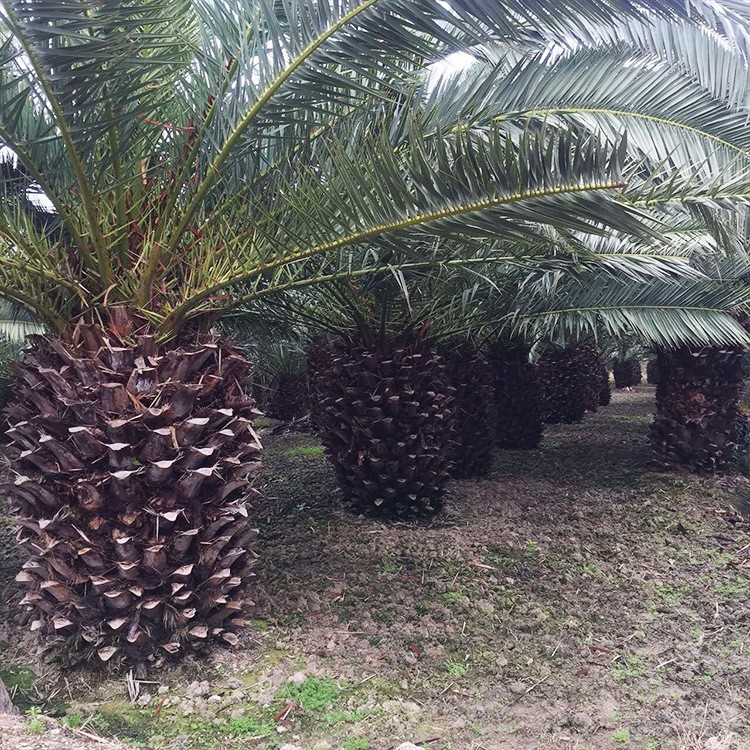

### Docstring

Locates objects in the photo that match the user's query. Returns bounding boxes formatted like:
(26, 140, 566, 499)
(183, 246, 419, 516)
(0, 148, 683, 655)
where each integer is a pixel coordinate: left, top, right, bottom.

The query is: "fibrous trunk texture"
(441, 343, 495, 477)
(488, 343, 543, 449)
(305, 337, 332, 431)
(266, 375, 309, 422)
(646, 359, 660, 385)
(598, 361, 612, 406)
(613, 358, 642, 388)
(576, 341, 606, 413)
(650, 348, 746, 472)
(6, 321, 261, 667)
(312, 333, 456, 518)
(537, 346, 589, 424)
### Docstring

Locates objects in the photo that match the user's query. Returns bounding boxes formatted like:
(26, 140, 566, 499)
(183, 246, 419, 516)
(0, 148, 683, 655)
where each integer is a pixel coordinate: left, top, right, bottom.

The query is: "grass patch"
(284, 444, 325, 458)
(277, 676, 341, 713)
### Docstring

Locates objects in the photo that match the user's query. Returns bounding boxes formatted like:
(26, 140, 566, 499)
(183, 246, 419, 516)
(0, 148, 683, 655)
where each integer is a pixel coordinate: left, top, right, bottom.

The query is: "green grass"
(342, 739, 369, 750)
(713, 579, 750, 597)
(442, 592, 458, 604)
(284, 443, 325, 458)
(612, 655, 647, 682)
(324, 708, 371, 726)
(277, 676, 341, 713)
(613, 728, 630, 743)
(654, 583, 688, 604)
(27, 707, 45, 735)
(445, 660, 468, 677)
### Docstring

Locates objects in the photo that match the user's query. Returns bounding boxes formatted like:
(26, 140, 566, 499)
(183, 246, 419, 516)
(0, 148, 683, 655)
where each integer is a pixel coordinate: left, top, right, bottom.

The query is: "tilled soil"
(1, 387, 749, 750)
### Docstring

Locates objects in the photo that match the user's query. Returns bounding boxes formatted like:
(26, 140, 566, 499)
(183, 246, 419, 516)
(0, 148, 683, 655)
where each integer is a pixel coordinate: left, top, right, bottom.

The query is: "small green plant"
(380, 560, 401, 574)
(612, 655, 646, 682)
(613, 728, 630, 743)
(442, 592, 458, 604)
(713, 579, 750, 597)
(277, 676, 341, 713)
(445, 660, 468, 677)
(27, 706, 45, 735)
(342, 739, 369, 750)
(61, 711, 86, 729)
(524, 539, 539, 554)
(225, 715, 274, 736)
(654, 583, 688, 603)
(646, 741, 659, 750)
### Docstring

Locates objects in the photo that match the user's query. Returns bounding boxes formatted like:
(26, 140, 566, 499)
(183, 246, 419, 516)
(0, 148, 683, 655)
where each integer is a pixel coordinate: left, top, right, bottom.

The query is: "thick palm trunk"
(266, 374, 309, 422)
(537, 345, 589, 424)
(577, 341, 606, 412)
(613, 358, 642, 388)
(6, 320, 261, 667)
(650, 348, 746, 472)
(598, 361, 612, 406)
(442, 343, 495, 477)
(311, 332, 456, 518)
(646, 358, 660, 384)
(488, 343, 543, 449)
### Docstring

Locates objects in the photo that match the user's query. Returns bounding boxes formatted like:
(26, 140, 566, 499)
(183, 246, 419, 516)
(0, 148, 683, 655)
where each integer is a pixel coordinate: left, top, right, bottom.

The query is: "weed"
(613, 728, 630, 743)
(442, 592, 458, 604)
(654, 583, 688, 604)
(380, 560, 401, 574)
(445, 661, 468, 677)
(646, 742, 659, 750)
(224, 715, 274, 737)
(277, 676, 341, 713)
(61, 710, 86, 729)
(342, 740, 369, 750)
(713, 579, 750, 597)
(27, 706, 45, 735)
(612, 654, 646, 682)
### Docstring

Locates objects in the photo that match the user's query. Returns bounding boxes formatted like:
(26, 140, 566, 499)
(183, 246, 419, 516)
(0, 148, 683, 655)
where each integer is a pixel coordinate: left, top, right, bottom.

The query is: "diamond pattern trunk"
(312, 333, 456, 518)
(488, 343, 544, 449)
(266, 375, 309, 422)
(576, 341, 606, 413)
(6, 321, 261, 667)
(646, 359, 660, 385)
(613, 358, 642, 388)
(650, 348, 746, 472)
(442, 343, 495, 477)
(537, 346, 589, 424)
(598, 361, 612, 406)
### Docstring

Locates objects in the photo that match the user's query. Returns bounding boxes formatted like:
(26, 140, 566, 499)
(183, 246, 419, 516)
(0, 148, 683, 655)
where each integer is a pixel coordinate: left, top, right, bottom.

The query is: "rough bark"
(312, 332, 456, 518)
(613, 358, 642, 388)
(488, 343, 544, 450)
(442, 342, 495, 477)
(650, 348, 746, 472)
(537, 345, 589, 424)
(5, 320, 261, 667)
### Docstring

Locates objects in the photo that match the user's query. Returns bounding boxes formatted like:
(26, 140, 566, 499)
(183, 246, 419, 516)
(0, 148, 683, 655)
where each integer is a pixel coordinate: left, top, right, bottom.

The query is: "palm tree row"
(2, 0, 750, 669)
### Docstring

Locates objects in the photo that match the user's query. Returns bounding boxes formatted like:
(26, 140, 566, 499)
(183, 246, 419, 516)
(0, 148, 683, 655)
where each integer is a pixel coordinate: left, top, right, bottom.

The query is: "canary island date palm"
(487, 339, 544, 449)
(2, 0, 750, 668)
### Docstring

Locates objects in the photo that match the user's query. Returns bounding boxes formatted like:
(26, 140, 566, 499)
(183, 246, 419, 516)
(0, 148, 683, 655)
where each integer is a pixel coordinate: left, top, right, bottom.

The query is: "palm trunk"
(537, 345, 589, 424)
(442, 342, 495, 477)
(311, 332, 456, 518)
(266, 374, 309, 421)
(488, 342, 544, 449)
(6, 320, 261, 667)
(650, 347, 745, 472)
(613, 358, 642, 388)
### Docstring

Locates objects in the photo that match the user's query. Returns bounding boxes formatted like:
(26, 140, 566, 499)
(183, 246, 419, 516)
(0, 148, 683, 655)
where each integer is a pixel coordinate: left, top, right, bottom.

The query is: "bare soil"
(1, 387, 749, 750)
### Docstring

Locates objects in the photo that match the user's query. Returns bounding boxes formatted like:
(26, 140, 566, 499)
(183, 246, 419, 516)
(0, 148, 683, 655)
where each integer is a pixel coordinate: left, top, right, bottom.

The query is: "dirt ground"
(1, 387, 749, 750)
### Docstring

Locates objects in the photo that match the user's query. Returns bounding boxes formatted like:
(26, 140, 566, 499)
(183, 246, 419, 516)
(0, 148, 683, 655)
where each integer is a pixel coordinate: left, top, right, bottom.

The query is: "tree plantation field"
(1, 388, 748, 750)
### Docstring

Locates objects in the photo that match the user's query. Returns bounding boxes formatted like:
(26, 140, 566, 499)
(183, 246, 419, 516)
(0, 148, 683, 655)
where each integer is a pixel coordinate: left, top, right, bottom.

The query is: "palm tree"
(2, 0, 750, 667)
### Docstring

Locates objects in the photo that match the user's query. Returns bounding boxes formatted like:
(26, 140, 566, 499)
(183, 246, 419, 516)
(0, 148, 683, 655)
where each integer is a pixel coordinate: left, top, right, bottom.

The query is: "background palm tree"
(2, 0, 750, 666)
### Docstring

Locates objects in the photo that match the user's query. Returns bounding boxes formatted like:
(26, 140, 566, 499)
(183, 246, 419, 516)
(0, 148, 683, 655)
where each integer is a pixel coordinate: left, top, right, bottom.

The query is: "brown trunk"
(5, 319, 262, 667)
